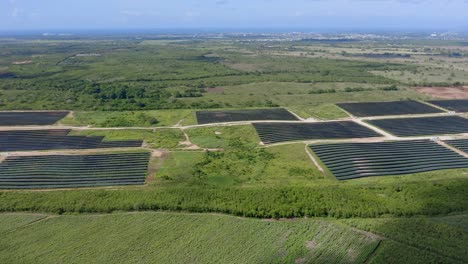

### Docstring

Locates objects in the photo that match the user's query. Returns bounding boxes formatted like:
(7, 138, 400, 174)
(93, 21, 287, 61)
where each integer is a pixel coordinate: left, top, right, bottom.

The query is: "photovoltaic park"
(310, 140, 468, 180)
(196, 108, 298, 124)
(0, 129, 142, 151)
(367, 116, 468, 137)
(0, 113, 149, 189)
(253, 121, 381, 144)
(0, 152, 150, 189)
(336, 100, 443, 117)
(0, 111, 70, 126)
(428, 99, 468, 113)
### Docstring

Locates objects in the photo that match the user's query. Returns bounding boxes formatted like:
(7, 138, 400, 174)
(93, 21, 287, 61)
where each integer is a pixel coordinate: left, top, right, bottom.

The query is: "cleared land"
(253, 121, 381, 144)
(310, 140, 468, 180)
(0, 111, 69, 126)
(336, 100, 443, 117)
(429, 99, 468, 113)
(415, 86, 468, 99)
(367, 116, 468, 137)
(0, 129, 142, 151)
(196, 108, 298, 124)
(0, 152, 150, 189)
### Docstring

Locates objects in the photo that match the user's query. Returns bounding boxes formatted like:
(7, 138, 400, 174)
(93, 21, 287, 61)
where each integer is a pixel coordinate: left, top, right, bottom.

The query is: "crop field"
(336, 100, 443, 117)
(0, 111, 69, 126)
(253, 121, 381, 144)
(310, 140, 468, 180)
(0, 152, 150, 189)
(367, 116, 468, 137)
(428, 99, 468, 113)
(0, 212, 380, 264)
(195, 108, 298, 124)
(0, 129, 142, 151)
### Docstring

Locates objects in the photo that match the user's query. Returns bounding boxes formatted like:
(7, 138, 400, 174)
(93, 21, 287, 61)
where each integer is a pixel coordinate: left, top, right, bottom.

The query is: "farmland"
(1, 35, 468, 262)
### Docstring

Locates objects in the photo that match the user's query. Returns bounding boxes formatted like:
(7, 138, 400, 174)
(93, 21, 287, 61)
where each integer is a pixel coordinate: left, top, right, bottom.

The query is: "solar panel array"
(428, 100, 468, 113)
(367, 116, 468, 137)
(310, 140, 468, 180)
(253, 121, 381, 144)
(0, 129, 142, 151)
(0, 152, 150, 189)
(444, 139, 468, 153)
(0, 111, 69, 126)
(196, 108, 298, 124)
(336, 100, 443, 117)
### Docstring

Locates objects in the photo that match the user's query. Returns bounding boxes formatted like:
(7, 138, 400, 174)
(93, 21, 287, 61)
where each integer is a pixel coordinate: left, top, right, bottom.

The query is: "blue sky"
(1, 0, 467, 31)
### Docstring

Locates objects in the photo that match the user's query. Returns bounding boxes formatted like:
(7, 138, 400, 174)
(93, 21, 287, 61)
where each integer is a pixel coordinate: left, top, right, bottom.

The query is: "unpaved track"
(304, 144, 324, 173)
(436, 140, 468, 158)
(2, 147, 146, 156)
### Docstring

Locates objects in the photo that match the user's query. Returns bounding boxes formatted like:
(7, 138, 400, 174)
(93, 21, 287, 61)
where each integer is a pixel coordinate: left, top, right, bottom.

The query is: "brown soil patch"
(204, 87, 225, 93)
(12, 60, 33, 65)
(414, 86, 468, 99)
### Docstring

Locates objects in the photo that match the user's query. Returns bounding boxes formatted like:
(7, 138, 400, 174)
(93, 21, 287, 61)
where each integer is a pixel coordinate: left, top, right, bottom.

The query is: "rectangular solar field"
(0, 111, 69, 126)
(367, 116, 468, 137)
(310, 140, 468, 180)
(336, 100, 443, 117)
(428, 100, 468, 113)
(0, 152, 150, 189)
(253, 121, 381, 144)
(196, 108, 299, 124)
(0, 129, 143, 152)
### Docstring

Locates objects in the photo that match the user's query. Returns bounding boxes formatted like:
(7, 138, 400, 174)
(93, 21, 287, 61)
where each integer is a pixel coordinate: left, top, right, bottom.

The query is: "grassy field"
(1, 212, 465, 264)
(0, 213, 47, 234)
(154, 143, 323, 187)
(185, 125, 260, 148)
(70, 129, 185, 148)
(344, 216, 468, 263)
(61, 109, 197, 127)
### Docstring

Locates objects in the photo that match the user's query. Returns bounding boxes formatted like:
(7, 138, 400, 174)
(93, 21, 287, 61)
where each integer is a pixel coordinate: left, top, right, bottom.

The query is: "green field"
(2, 212, 466, 264)
(62, 109, 197, 127)
(71, 129, 185, 148)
